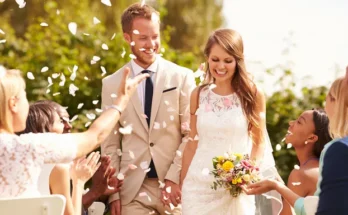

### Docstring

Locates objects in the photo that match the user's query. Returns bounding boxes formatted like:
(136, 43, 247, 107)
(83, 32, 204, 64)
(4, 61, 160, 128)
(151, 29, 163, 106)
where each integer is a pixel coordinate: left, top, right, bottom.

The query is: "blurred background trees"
(0, 0, 327, 181)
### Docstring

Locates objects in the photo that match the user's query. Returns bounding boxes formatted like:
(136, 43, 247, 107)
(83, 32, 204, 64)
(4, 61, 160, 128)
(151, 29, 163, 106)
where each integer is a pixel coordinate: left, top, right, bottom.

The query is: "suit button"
(150, 142, 154, 147)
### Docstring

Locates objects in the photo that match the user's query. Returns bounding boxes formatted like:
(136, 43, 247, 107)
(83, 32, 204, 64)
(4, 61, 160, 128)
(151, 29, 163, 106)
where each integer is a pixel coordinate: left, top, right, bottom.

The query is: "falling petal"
(68, 22, 77, 35)
(59, 74, 66, 86)
(0, 39, 6, 44)
(294, 165, 300, 170)
(86, 113, 96, 120)
(176, 150, 182, 157)
(164, 211, 171, 215)
(169, 203, 175, 211)
(121, 47, 126, 58)
(41, 66, 49, 73)
(129, 54, 137, 59)
(130, 41, 135, 46)
(46, 89, 50, 94)
(287, 143, 292, 149)
(56, 9, 60, 15)
(69, 83, 79, 96)
(158, 180, 165, 189)
(164, 101, 169, 105)
(128, 164, 137, 170)
(111, 93, 117, 98)
(275, 144, 281, 151)
(52, 73, 60, 79)
(153, 122, 160, 129)
(140, 161, 148, 170)
(129, 150, 135, 159)
(166, 186, 171, 193)
(139, 48, 146, 51)
(85, 122, 91, 127)
(101, 43, 109, 50)
(47, 77, 53, 87)
(53, 92, 60, 96)
(194, 135, 199, 141)
(167, 107, 176, 112)
(144, 168, 151, 173)
(0, 29, 5, 35)
(95, 108, 103, 113)
(117, 173, 124, 180)
(133, 29, 140, 35)
(119, 125, 133, 135)
(100, 66, 107, 76)
(202, 168, 210, 176)
(170, 115, 174, 121)
(281, 137, 286, 142)
(92, 100, 99, 105)
(77, 103, 84, 109)
(93, 17, 101, 25)
(84, 76, 89, 80)
(101, 0, 111, 6)
(116, 149, 122, 156)
(70, 115, 78, 122)
(292, 182, 301, 186)
(161, 47, 165, 53)
(15, 0, 26, 8)
(162, 121, 167, 128)
(40, 22, 48, 27)
(111, 33, 116, 40)
(27, 72, 35, 80)
(209, 84, 217, 90)
(149, 211, 156, 215)
(151, 12, 159, 22)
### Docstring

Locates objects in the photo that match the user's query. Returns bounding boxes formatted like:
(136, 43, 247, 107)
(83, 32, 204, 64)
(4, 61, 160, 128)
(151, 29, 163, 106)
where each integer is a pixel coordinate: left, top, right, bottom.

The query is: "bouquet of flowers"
(211, 152, 260, 197)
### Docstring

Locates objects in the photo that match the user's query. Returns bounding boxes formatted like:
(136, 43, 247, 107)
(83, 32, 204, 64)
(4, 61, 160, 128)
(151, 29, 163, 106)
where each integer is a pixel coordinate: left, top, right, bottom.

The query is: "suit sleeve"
(101, 78, 122, 202)
(165, 70, 196, 184)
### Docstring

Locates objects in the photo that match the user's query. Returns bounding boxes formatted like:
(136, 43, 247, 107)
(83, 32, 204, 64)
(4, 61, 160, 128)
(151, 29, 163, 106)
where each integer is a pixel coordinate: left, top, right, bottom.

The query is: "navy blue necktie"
(141, 70, 157, 178)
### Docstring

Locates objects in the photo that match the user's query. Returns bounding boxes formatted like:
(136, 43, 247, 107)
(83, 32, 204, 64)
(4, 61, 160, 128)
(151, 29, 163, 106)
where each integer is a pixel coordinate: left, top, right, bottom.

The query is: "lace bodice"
(0, 133, 77, 198)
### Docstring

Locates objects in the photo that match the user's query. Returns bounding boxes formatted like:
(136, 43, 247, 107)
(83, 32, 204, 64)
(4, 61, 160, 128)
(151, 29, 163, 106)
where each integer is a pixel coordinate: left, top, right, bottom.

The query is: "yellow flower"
(222, 161, 234, 172)
(237, 177, 243, 184)
(232, 179, 238, 184)
(242, 174, 250, 182)
(235, 153, 243, 160)
(217, 156, 224, 162)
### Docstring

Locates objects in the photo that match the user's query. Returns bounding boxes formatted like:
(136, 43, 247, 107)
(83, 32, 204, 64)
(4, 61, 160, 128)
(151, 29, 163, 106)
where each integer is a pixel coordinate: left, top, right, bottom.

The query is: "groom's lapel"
(149, 58, 166, 132)
(128, 63, 149, 132)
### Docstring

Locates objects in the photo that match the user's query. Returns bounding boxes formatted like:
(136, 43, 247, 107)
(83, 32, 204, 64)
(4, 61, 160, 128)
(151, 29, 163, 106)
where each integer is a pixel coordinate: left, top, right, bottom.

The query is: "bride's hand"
(242, 179, 279, 195)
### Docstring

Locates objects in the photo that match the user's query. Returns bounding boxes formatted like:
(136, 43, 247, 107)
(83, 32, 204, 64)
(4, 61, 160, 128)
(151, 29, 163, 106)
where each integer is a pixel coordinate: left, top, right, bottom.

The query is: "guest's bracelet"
(106, 105, 123, 115)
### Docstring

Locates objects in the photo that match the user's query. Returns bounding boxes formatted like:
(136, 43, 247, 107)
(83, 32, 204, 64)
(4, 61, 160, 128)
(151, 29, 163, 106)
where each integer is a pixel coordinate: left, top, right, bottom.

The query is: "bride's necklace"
(301, 156, 319, 166)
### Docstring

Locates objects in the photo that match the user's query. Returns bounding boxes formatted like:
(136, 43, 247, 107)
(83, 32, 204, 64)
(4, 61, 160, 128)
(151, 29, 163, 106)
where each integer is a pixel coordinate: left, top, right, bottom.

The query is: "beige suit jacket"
(101, 57, 196, 205)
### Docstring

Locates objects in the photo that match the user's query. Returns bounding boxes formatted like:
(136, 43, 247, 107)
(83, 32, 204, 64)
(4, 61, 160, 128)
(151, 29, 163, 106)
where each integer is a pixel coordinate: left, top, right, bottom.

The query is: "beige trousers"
(122, 179, 181, 215)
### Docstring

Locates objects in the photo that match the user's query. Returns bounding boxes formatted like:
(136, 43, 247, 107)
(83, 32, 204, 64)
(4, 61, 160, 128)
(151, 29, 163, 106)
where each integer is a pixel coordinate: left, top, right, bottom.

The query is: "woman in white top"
(0, 66, 148, 198)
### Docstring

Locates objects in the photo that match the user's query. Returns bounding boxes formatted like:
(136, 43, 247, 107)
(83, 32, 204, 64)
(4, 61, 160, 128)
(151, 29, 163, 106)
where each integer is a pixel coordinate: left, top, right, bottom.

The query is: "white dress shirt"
(130, 58, 158, 109)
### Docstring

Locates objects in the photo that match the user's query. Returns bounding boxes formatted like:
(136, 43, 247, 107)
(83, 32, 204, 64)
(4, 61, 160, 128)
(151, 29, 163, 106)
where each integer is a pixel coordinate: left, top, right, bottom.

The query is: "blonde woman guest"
(0, 66, 148, 198)
(244, 66, 348, 215)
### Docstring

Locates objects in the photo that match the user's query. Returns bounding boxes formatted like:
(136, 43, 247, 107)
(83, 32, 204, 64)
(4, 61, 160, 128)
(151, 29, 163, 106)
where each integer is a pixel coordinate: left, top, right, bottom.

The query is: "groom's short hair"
(121, 3, 160, 34)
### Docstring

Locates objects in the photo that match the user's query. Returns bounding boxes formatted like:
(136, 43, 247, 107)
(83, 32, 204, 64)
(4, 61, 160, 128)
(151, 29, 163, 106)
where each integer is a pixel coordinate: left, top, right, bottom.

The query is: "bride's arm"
(180, 87, 200, 186)
(250, 86, 267, 163)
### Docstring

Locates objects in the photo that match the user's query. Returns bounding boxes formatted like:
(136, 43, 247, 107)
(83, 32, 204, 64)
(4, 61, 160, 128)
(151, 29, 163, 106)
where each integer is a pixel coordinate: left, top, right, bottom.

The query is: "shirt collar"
(131, 57, 158, 76)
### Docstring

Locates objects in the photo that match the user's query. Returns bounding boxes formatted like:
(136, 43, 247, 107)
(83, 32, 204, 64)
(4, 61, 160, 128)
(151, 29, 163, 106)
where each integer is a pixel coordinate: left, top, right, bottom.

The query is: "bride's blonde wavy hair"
(328, 76, 348, 138)
(201, 29, 259, 133)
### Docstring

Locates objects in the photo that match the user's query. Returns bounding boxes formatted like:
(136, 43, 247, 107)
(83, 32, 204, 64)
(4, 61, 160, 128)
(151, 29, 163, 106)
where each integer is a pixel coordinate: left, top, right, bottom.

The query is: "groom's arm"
(164, 70, 196, 184)
(101, 78, 122, 203)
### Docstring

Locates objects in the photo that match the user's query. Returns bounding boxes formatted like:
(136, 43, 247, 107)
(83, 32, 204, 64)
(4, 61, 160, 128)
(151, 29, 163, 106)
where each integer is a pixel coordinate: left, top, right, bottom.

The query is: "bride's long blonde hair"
(201, 29, 259, 132)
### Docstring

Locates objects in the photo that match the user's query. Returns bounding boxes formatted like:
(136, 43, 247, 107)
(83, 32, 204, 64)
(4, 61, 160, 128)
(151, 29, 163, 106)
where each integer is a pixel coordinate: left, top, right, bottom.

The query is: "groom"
(101, 3, 195, 215)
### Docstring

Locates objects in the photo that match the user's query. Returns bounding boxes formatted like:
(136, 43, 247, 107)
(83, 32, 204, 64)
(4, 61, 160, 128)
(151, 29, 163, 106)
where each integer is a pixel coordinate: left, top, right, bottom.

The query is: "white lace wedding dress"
(182, 86, 282, 215)
(0, 133, 77, 198)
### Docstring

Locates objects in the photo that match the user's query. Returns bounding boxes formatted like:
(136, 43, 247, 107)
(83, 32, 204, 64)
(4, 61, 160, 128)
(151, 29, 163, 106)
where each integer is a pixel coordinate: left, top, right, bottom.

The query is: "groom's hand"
(110, 199, 121, 215)
(161, 180, 181, 207)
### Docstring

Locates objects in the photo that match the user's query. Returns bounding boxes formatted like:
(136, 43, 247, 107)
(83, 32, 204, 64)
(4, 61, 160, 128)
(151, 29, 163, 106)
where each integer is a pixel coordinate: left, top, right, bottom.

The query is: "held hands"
(115, 67, 149, 110)
(161, 180, 182, 207)
(70, 151, 101, 184)
(242, 178, 280, 195)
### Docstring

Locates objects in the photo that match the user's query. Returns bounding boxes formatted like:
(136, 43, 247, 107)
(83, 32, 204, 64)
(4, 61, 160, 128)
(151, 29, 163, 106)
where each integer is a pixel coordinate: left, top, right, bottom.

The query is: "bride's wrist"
(113, 95, 129, 111)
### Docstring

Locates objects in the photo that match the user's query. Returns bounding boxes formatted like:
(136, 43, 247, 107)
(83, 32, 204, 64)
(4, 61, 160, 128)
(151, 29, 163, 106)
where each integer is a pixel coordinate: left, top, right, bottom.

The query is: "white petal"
(287, 143, 292, 149)
(167, 107, 176, 112)
(165, 186, 171, 193)
(111, 33, 116, 40)
(102, 43, 109, 50)
(93, 17, 101, 25)
(85, 122, 91, 127)
(84, 76, 89, 80)
(140, 161, 148, 170)
(53, 92, 60, 96)
(275, 144, 282, 151)
(101, 0, 111, 6)
(59, 74, 66, 86)
(119, 125, 133, 135)
(52, 73, 60, 79)
(153, 122, 160, 129)
(86, 113, 96, 120)
(170, 115, 174, 121)
(117, 173, 124, 180)
(83, 33, 90, 36)
(294, 165, 300, 170)
(95, 108, 103, 113)
(164, 101, 169, 105)
(70, 115, 78, 122)
(27, 72, 35, 80)
(92, 56, 101, 62)
(162, 121, 167, 128)
(151, 12, 159, 22)
(128, 164, 137, 170)
(292, 182, 301, 186)
(56, 9, 60, 15)
(40, 22, 48, 27)
(116, 149, 122, 156)
(15, 0, 26, 8)
(129, 150, 135, 159)
(92, 100, 99, 105)
(202, 168, 210, 176)
(68, 22, 77, 35)
(41, 66, 49, 73)
(47, 77, 53, 86)
(176, 150, 182, 157)
(69, 83, 79, 96)
(158, 180, 165, 189)
(130, 41, 135, 46)
(77, 103, 84, 109)
(46, 89, 50, 94)
(0, 39, 6, 44)
(100, 66, 107, 76)
(111, 93, 117, 98)
(133, 30, 140, 35)
(129, 54, 137, 59)
(121, 47, 126, 58)
(0, 29, 5, 35)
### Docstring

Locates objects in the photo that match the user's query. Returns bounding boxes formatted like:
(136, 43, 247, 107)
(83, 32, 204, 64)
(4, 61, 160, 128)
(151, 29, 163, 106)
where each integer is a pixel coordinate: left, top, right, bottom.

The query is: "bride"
(180, 28, 282, 215)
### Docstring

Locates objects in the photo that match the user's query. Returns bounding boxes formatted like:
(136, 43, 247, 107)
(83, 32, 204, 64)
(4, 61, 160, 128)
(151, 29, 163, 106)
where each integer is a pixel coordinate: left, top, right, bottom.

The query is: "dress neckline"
(208, 87, 236, 98)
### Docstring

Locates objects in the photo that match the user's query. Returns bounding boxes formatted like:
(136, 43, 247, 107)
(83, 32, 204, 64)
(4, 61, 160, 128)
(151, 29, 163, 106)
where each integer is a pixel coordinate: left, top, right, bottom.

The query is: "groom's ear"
(123, 32, 131, 44)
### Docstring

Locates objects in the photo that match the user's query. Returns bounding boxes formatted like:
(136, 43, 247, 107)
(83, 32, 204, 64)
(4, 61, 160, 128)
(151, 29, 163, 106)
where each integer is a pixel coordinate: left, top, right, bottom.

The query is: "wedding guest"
(279, 109, 331, 214)
(0, 66, 148, 198)
(244, 66, 348, 215)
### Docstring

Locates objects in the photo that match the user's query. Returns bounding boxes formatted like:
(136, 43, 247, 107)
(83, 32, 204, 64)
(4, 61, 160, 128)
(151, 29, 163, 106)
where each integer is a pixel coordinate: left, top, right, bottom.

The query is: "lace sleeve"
(19, 133, 77, 164)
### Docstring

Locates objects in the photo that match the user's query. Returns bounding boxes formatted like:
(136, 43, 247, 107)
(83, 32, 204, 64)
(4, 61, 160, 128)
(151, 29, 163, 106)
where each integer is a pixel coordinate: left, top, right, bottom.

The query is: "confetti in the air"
(111, 33, 116, 40)
(166, 186, 171, 193)
(117, 173, 124, 180)
(52, 73, 60, 79)
(15, 0, 26, 8)
(0, 29, 5, 35)
(0, 39, 6, 44)
(129, 150, 135, 159)
(275, 144, 281, 151)
(128, 164, 137, 170)
(95, 108, 103, 113)
(77, 103, 84, 109)
(202, 168, 210, 176)
(130, 41, 135, 46)
(40, 22, 48, 27)
(170, 115, 174, 121)
(116, 149, 122, 156)
(111, 93, 117, 98)
(59, 74, 66, 86)
(41, 66, 49, 73)
(69, 83, 79, 96)
(151, 12, 159, 22)
(176, 150, 182, 157)
(133, 29, 140, 35)
(119, 125, 133, 135)
(46, 89, 50, 94)
(294, 165, 300, 170)
(100, 66, 107, 76)
(164, 101, 169, 105)
(84, 76, 89, 80)
(70, 115, 78, 122)
(83, 33, 90, 36)
(86, 113, 96, 120)
(163, 121, 167, 128)
(68, 22, 77, 35)
(102, 43, 109, 50)
(129, 54, 137, 59)
(93, 17, 101, 25)
(287, 143, 292, 149)
(153, 122, 160, 129)
(158, 180, 165, 189)
(85, 122, 91, 127)
(140, 161, 148, 170)
(53, 92, 60, 96)
(121, 47, 126, 58)
(101, 0, 111, 6)
(92, 100, 99, 105)
(292, 182, 301, 186)
(47, 77, 53, 87)
(27, 72, 35, 80)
